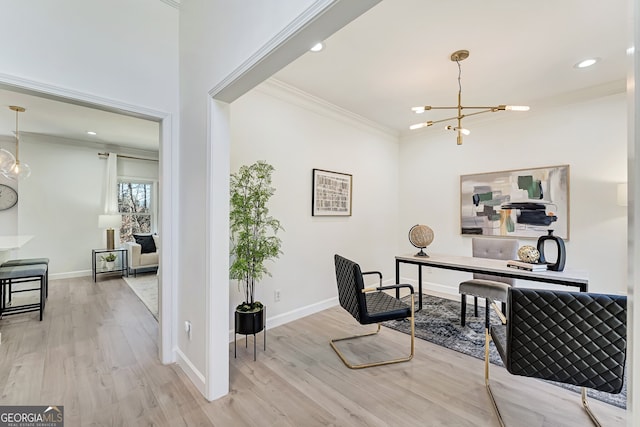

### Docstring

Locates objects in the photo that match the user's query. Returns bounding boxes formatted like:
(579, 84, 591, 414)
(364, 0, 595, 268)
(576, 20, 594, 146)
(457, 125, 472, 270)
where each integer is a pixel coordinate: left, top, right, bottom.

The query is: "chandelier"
(410, 50, 529, 145)
(0, 106, 31, 180)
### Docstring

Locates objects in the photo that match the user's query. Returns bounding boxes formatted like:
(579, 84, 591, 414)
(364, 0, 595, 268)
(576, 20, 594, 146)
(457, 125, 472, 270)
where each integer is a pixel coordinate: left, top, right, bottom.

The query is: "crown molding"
(0, 72, 169, 123)
(21, 131, 159, 158)
(258, 78, 398, 141)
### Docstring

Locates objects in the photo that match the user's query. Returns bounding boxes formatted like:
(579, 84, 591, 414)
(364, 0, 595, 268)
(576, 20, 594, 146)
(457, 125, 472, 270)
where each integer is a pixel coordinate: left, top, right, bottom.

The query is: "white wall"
(178, 0, 359, 399)
(16, 135, 159, 277)
(398, 92, 627, 296)
(230, 81, 399, 326)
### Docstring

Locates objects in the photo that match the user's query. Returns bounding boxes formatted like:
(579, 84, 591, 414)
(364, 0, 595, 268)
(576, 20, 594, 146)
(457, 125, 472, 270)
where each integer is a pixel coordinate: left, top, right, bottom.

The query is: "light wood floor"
(0, 276, 627, 426)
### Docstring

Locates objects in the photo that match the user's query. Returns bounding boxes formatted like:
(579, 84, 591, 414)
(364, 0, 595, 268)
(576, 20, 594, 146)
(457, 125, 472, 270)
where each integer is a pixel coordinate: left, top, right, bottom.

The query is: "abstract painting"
(312, 169, 352, 216)
(460, 165, 569, 239)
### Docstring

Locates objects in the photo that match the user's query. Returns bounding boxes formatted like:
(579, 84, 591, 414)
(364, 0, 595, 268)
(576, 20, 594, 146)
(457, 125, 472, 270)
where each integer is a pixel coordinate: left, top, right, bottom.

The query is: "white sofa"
(125, 234, 159, 276)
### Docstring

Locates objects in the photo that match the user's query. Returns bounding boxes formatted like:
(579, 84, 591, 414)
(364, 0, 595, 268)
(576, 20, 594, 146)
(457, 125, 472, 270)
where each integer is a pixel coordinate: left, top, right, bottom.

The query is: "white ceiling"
(0, 87, 160, 152)
(0, 0, 627, 149)
(274, 0, 628, 135)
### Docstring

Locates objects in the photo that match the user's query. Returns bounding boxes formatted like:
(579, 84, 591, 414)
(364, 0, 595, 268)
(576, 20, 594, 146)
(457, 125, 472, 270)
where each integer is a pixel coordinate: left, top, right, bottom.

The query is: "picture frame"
(312, 169, 352, 216)
(460, 165, 569, 239)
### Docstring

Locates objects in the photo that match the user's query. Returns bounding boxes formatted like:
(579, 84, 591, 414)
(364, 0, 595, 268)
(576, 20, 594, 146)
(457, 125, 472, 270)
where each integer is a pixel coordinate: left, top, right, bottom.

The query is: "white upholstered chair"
(125, 234, 159, 276)
(459, 237, 518, 327)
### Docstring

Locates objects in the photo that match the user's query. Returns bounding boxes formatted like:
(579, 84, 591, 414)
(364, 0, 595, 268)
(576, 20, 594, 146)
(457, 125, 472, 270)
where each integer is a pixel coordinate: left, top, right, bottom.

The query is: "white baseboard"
(50, 270, 91, 280)
(228, 296, 339, 342)
(175, 347, 206, 396)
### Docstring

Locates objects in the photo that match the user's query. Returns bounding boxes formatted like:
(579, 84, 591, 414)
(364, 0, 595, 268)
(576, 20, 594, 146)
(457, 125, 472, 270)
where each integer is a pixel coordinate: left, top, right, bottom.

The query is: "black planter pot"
(235, 307, 265, 335)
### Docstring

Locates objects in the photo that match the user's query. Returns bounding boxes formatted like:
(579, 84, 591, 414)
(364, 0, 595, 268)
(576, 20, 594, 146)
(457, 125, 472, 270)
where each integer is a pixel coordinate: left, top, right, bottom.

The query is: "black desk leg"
(417, 265, 423, 312)
(395, 259, 400, 300)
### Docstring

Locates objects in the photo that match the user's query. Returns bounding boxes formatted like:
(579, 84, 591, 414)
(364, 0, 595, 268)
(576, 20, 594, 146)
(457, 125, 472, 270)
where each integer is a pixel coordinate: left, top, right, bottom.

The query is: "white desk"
(395, 253, 589, 311)
(0, 235, 34, 264)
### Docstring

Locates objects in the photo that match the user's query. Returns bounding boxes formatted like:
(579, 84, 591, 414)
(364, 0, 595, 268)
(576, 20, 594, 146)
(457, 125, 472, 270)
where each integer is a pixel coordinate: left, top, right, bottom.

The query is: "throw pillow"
(134, 234, 157, 254)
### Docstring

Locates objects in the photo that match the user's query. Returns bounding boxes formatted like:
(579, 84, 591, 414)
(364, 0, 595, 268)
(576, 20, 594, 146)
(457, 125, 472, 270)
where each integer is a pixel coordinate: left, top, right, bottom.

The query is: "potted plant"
(230, 161, 283, 336)
(101, 252, 117, 271)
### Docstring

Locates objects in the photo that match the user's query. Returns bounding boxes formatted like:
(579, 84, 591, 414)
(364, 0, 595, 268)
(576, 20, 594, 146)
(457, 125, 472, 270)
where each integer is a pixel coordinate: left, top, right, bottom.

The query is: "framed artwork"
(312, 169, 352, 216)
(460, 165, 569, 239)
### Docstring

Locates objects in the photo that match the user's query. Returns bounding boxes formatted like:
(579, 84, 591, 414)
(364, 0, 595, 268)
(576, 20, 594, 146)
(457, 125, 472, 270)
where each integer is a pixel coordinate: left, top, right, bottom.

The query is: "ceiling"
(0, 0, 628, 149)
(0, 87, 159, 152)
(274, 0, 628, 136)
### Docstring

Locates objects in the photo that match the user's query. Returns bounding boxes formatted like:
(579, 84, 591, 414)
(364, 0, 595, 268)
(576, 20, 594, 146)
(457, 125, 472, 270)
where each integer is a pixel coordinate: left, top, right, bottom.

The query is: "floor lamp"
(98, 214, 122, 250)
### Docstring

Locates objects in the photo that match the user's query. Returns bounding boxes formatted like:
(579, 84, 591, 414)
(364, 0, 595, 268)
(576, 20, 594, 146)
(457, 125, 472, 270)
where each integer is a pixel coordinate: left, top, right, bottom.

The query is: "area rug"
(123, 274, 158, 320)
(382, 293, 627, 409)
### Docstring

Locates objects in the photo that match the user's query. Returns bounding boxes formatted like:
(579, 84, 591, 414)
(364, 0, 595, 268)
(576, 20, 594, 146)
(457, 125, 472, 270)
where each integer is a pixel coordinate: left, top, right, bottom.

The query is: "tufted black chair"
(485, 287, 627, 427)
(332, 254, 415, 369)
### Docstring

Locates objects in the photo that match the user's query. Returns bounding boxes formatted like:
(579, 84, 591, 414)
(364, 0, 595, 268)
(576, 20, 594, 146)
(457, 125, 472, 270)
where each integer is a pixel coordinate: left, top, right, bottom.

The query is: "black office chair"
(332, 254, 415, 369)
(485, 288, 627, 427)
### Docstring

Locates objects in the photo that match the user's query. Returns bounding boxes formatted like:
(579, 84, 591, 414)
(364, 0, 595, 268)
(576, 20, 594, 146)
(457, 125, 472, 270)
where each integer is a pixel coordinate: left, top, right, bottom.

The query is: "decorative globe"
(518, 245, 540, 263)
(409, 224, 434, 257)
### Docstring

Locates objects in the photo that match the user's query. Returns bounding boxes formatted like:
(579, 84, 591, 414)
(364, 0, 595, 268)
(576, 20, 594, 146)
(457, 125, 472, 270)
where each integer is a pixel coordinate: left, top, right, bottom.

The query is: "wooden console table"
(395, 253, 589, 311)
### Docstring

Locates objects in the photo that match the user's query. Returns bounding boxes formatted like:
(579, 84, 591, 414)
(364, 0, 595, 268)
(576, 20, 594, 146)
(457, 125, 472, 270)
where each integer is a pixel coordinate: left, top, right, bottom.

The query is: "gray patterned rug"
(382, 293, 626, 409)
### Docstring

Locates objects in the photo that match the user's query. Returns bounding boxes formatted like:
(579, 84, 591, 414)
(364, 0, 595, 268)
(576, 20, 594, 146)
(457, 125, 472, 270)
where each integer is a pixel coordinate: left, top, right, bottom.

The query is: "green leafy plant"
(230, 161, 283, 312)
(101, 253, 117, 262)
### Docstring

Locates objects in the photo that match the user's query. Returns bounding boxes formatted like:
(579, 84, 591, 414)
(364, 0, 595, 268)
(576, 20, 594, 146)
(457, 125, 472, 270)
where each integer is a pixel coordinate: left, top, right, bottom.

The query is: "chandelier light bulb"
(505, 105, 530, 111)
(410, 121, 434, 130)
(412, 106, 426, 114)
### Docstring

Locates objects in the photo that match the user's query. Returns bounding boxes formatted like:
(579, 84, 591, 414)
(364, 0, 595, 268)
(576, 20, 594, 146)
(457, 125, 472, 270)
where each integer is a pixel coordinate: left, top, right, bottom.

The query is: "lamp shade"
(98, 214, 122, 229)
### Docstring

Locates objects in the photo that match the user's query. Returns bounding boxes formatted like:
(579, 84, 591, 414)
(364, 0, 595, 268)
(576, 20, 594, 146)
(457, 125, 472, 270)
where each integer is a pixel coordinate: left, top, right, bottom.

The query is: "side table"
(92, 248, 128, 282)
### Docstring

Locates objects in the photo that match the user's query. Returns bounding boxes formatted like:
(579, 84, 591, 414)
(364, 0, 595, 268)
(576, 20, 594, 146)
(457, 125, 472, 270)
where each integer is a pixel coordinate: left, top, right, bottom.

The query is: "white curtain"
(104, 152, 118, 214)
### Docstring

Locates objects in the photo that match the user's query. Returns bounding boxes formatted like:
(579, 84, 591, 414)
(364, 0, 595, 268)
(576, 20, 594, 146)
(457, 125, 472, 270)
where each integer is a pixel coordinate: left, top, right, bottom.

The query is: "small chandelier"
(410, 50, 529, 145)
(2, 106, 31, 180)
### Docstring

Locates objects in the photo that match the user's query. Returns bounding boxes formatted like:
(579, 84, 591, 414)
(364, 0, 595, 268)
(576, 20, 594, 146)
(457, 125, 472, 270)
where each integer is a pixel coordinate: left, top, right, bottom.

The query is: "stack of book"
(507, 259, 548, 271)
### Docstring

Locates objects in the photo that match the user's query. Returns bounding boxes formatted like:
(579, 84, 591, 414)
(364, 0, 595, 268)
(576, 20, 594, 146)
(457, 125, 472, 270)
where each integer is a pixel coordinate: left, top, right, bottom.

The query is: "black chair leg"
(40, 276, 44, 321)
(501, 301, 506, 315)
(474, 296, 478, 317)
(461, 294, 467, 326)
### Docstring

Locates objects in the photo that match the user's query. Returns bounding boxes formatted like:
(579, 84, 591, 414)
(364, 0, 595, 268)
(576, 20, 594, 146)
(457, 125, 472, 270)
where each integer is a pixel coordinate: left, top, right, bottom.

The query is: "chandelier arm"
(426, 116, 463, 125)
(424, 106, 503, 110)
(462, 109, 498, 118)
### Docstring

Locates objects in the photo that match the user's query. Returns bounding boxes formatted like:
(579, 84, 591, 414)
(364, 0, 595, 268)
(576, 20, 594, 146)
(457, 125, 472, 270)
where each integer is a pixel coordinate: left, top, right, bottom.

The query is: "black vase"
(537, 230, 566, 271)
(235, 307, 265, 335)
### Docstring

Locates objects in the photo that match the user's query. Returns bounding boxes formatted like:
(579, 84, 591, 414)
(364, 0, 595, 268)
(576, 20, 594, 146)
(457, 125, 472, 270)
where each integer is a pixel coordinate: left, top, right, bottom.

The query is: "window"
(118, 180, 154, 243)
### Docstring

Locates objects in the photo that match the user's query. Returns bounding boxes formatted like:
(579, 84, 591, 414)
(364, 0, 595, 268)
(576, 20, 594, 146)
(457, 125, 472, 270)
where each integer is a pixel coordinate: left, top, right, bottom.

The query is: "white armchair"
(125, 234, 159, 276)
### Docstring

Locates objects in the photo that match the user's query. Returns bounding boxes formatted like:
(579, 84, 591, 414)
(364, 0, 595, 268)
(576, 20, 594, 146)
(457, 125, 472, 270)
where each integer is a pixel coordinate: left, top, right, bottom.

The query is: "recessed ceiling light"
(574, 58, 599, 69)
(310, 42, 324, 52)
(87, 131, 97, 136)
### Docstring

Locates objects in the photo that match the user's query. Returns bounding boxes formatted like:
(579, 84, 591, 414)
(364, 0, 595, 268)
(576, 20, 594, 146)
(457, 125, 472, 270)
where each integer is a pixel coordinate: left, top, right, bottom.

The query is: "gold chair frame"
(330, 289, 415, 369)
